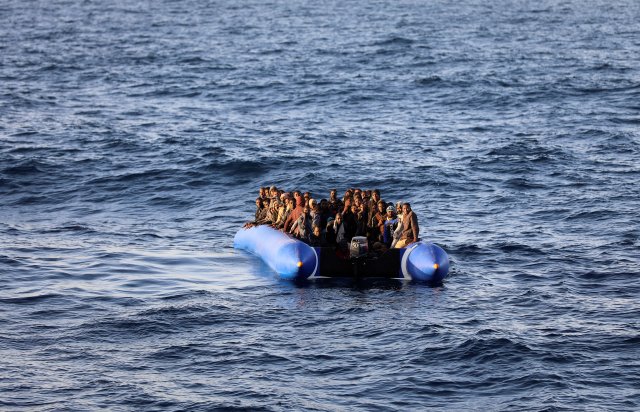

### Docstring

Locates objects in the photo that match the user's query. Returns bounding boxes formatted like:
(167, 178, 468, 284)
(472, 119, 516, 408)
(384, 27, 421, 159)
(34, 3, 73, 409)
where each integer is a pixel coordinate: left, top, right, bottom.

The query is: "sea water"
(1, 0, 639, 410)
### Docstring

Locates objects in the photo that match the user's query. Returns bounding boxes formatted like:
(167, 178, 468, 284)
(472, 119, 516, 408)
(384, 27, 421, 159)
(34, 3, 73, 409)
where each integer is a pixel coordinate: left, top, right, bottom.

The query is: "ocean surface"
(1, 0, 639, 410)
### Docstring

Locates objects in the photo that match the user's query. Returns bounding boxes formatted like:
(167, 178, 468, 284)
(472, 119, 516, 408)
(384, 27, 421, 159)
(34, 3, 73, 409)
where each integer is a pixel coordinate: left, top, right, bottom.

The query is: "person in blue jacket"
(383, 205, 399, 247)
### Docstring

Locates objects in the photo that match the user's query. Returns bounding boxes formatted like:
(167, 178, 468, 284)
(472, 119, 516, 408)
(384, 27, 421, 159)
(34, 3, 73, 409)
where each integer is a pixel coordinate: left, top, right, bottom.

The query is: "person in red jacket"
(283, 191, 304, 233)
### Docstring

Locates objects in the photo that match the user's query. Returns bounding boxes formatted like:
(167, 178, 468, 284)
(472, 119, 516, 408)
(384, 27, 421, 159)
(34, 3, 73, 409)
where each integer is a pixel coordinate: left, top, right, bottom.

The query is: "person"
(325, 217, 336, 245)
(395, 201, 403, 220)
(394, 203, 419, 248)
(244, 197, 266, 228)
(353, 195, 362, 210)
(254, 198, 264, 220)
(361, 191, 370, 211)
(382, 205, 398, 247)
(309, 199, 321, 229)
(262, 197, 280, 224)
(391, 202, 404, 248)
(342, 203, 358, 242)
(355, 202, 369, 237)
(283, 191, 304, 233)
(273, 195, 292, 229)
(342, 193, 353, 215)
(328, 189, 342, 215)
(369, 189, 381, 215)
(290, 205, 312, 241)
(319, 198, 331, 229)
(334, 212, 349, 250)
(309, 225, 325, 247)
(368, 200, 386, 243)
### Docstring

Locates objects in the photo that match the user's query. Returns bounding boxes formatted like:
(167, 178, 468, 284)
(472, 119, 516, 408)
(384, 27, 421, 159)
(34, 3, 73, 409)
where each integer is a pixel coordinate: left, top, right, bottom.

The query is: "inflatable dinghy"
(234, 226, 449, 283)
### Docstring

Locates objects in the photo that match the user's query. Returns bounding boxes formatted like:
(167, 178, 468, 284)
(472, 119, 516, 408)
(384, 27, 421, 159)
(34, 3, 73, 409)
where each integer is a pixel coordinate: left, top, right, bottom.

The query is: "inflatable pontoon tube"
(234, 226, 449, 282)
(400, 241, 450, 283)
(234, 225, 318, 281)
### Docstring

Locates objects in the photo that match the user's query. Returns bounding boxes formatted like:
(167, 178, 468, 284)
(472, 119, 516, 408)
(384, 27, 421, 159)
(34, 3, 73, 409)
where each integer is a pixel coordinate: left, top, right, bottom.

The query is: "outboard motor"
(349, 236, 369, 259)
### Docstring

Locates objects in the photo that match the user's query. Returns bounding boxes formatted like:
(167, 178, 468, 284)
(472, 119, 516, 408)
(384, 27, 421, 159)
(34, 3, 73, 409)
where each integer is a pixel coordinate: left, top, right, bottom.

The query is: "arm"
(411, 213, 419, 243)
(393, 218, 403, 239)
(283, 212, 294, 232)
(290, 218, 299, 235)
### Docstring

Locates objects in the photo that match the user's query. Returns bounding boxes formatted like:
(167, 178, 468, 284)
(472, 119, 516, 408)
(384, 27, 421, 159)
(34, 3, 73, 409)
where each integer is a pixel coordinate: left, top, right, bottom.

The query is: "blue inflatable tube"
(400, 241, 450, 283)
(234, 226, 449, 282)
(234, 225, 318, 281)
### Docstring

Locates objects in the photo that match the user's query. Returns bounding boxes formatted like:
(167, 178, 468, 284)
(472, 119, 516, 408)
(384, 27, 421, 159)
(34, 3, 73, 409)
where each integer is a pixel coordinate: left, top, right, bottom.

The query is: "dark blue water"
(2, 0, 639, 410)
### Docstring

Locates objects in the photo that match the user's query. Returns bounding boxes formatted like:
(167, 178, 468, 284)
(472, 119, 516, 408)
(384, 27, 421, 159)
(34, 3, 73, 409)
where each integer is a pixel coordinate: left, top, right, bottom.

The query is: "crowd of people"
(244, 186, 420, 252)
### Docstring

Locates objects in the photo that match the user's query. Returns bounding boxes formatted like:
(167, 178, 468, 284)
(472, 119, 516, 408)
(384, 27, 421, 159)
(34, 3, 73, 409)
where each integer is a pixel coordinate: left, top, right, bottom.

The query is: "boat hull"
(234, 226, 449, 282)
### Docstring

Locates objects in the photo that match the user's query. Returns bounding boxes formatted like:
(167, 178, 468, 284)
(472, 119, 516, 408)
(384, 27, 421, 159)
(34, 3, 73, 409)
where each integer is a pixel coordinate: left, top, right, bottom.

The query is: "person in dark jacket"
(328, 189, 342, 216)
(383, 205, 398, 247)
(355, 203, 369, 237)
(325, 217, 337, 245)
(334, 213, 350, 250)
(368, 200, 386, 243)
(309, 225, 327, 247)
(341, 205, 358, 242)
(244, 197, 268, 228)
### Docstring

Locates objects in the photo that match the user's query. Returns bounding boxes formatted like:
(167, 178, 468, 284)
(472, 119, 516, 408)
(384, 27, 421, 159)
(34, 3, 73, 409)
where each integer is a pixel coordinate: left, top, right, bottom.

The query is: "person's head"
(351, 204, 358, 214)
(402, 203, 412, 214)
(396, 201, 403, 212)
(293, 191, 302, 206)
(312, 225, 321, 237)
(320, 199, 328, 210)
(260, 187, 267, 197)
(329, 189, 337, 200)
(327, 217, 335, 229)
(354, 189, 361, 197)
(309, 199, 317, 209)
(303, 206, 310, 215)
(269, 186, 278, 197)
(354, 196, 361, 207)
(303, 192, 311, 201)
(386, 205, 395, 218)
(377, 200, 385, 213)
(335, 213, 342, 224)
(255, 198, 262, 208)
(372, 189, 380, 201)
